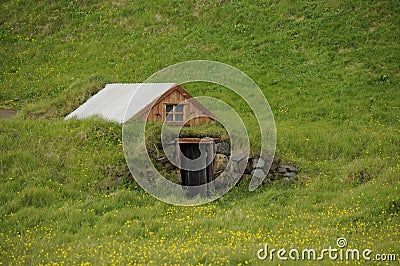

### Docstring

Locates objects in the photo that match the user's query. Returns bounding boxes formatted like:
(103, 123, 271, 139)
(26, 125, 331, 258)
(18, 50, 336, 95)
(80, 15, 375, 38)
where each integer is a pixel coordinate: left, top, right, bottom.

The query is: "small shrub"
(346, 168, 372, 184)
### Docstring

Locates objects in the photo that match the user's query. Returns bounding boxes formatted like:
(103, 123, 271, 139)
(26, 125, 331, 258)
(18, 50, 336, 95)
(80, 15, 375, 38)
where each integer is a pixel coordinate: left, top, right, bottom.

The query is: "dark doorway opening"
(176, 138, 215, 198)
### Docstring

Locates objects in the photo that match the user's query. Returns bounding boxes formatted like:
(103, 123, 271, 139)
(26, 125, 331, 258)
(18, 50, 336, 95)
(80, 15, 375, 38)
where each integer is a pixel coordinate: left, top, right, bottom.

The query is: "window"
(165, 104, 184, 122)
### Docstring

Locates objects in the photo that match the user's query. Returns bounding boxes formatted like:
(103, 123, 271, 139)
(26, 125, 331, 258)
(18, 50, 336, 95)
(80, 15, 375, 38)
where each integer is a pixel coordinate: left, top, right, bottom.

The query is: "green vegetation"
(1, 0, 399, 265)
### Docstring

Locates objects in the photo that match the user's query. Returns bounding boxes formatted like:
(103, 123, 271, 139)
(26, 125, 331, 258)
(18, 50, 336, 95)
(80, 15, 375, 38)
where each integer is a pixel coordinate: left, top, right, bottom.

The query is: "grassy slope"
(1, 0, 399, 265)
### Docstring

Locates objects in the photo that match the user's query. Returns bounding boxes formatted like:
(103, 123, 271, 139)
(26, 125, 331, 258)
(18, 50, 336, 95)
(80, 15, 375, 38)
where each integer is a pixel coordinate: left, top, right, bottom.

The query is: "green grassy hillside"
(1, 1, 399, 265)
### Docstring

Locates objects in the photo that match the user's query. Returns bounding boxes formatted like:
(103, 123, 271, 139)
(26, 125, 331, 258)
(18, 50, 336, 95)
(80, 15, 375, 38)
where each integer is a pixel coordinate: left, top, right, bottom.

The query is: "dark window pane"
(166, 105, 173, 113)
(175, 104, 184, 112)
(166, 114, 173, 121)
(175, 114, 183, 121)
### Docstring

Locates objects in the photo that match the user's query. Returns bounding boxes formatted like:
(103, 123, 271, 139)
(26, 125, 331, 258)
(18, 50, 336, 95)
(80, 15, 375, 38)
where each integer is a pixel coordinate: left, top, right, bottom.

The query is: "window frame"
(164, 103, 186, 123)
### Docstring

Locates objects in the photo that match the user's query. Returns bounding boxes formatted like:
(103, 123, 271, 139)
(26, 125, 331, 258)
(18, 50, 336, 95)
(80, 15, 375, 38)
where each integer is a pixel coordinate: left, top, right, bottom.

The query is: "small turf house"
(65, 83, 214, 126)
(66, 83, 218, 196)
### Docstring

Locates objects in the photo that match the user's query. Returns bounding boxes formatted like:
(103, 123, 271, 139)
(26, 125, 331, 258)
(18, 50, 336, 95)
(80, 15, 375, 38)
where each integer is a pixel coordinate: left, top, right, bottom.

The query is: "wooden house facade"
(138, 84, 214, 126)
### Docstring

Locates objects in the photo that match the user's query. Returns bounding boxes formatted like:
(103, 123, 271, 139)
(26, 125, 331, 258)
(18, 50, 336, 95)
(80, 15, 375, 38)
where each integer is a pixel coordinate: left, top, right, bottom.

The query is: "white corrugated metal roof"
(65, 83, 176, 123)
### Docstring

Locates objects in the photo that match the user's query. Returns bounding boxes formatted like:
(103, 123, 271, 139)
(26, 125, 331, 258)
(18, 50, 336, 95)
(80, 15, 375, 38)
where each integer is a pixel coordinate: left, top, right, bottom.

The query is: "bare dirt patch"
(0, 109, 17, 119)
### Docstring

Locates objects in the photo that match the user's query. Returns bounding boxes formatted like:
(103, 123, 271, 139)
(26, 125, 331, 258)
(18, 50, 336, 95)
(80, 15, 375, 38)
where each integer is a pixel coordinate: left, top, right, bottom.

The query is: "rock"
(280, 164, 297, 172)
(214, 172, 235, 190)
(252, 157, 266, 169)
(213, 176, 226, 189)
(261, 156, 275, 174)
(227, 153, 247, 174)
(251, 168, 266, 179)
(214, 154, 229, 174)
(231, 153, 247, 162)
(216, 142, 230, 156)
(284, 171, 296, 178)
(232, 155, 300, 187)
(229, 160, 246, 174)
(250, 168, 267, 185)
(278, 167, 287, 174)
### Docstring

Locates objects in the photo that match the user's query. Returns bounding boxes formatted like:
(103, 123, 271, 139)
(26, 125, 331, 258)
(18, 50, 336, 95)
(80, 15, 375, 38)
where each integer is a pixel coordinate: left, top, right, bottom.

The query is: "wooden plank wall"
(147, 89, 213, 126)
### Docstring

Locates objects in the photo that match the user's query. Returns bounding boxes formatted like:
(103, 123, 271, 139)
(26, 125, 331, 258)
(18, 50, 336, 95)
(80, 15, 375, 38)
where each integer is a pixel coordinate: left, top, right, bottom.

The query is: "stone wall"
(214, 141, 298, 185)
(154, 141, 299, 186)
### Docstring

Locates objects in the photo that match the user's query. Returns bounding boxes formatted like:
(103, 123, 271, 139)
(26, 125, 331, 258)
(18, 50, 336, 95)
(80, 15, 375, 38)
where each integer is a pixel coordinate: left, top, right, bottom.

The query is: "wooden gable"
(133, 84, 214, 126)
